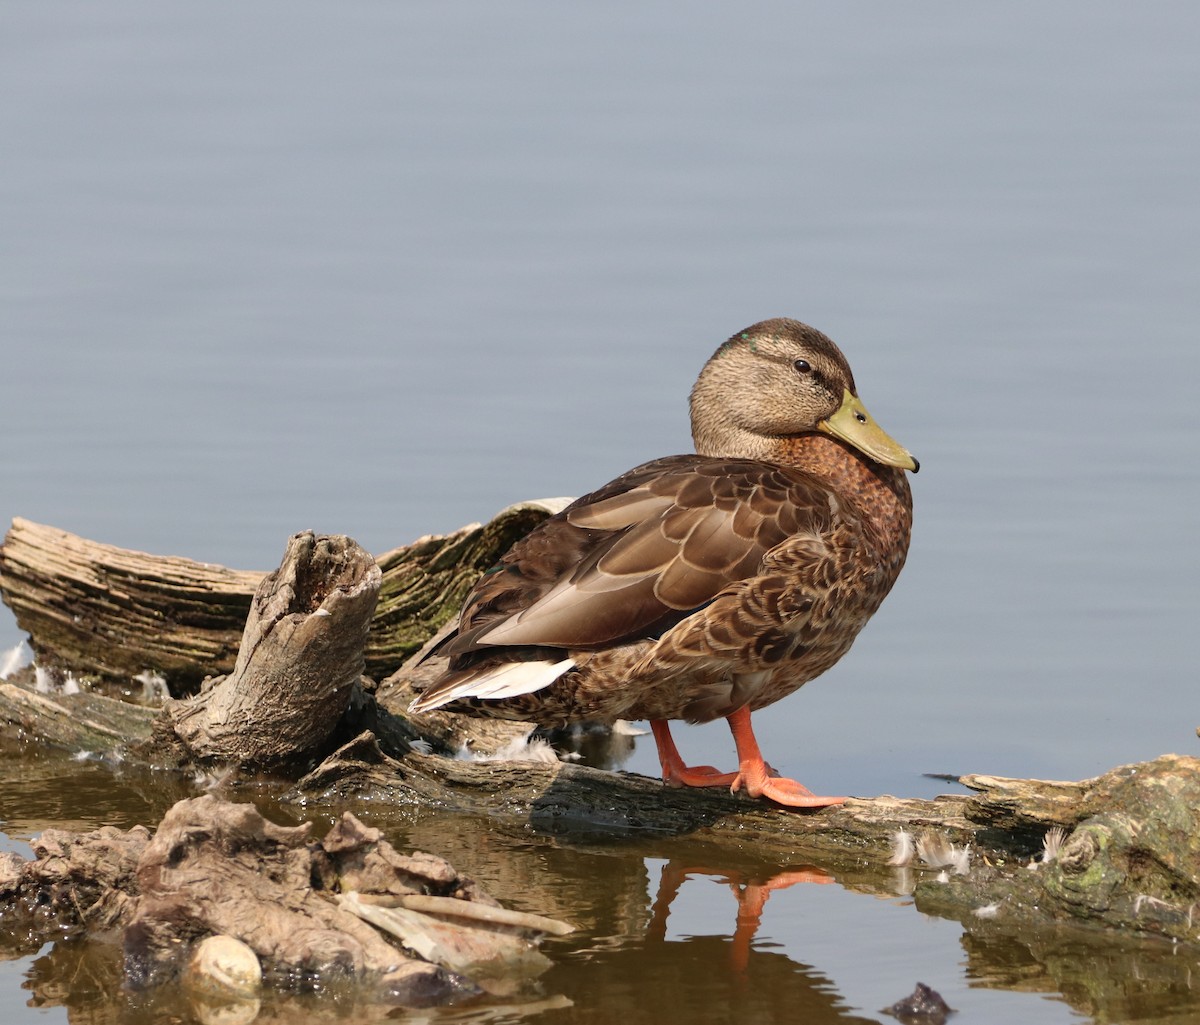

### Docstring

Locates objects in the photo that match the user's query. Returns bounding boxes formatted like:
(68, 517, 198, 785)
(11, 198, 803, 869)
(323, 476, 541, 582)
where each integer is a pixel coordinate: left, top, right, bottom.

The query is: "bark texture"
(0, 517, 260, 690)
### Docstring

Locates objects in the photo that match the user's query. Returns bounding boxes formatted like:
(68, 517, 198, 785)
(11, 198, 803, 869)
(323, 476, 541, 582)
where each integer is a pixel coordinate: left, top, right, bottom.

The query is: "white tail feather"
(410, 658, 575, 713)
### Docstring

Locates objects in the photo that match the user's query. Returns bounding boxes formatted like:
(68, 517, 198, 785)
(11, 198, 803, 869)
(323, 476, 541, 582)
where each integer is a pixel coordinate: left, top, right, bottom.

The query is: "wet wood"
(0, 677, 156, 752)
(0, 501, 562, 689)
(0, 794, 569, 1004)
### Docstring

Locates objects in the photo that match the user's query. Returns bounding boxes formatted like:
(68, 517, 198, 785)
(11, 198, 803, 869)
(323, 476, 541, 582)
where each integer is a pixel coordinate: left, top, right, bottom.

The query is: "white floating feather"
(612, 719, 648, 736)
(1042, 826, 1067, 864)
(458, 730, 561, 764)
(916, 832, 971, 875)
(888, 828, 915, 867)
(133, 670, 170, 703)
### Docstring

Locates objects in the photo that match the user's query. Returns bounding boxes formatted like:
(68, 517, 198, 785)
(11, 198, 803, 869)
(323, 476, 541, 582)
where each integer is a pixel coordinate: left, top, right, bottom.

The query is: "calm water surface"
(2, 3, 1199, 1023)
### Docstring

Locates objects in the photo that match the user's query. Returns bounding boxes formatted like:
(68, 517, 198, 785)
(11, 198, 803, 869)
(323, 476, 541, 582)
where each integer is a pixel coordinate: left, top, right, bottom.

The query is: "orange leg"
(650, 711, 845, 809)
(650, 720, 738, 788)
(725, 705, 845, 809)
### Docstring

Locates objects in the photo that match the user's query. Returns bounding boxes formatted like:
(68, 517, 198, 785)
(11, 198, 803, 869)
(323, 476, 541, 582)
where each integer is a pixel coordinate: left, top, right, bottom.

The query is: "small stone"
(883, 981, 955, 1024)
(186, 934, 262, 999)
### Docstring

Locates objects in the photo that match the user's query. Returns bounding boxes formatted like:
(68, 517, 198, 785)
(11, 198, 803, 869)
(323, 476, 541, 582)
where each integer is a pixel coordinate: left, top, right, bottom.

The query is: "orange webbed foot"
(723, 706, 846, 809)
(734, 771, 847, 809)
(651, 719, 740, 789)
(662, 763, 740, 789)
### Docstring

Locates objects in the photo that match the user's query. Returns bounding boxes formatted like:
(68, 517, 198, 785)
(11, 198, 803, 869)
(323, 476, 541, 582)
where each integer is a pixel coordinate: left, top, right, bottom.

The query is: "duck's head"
(689, 318, 919, 472)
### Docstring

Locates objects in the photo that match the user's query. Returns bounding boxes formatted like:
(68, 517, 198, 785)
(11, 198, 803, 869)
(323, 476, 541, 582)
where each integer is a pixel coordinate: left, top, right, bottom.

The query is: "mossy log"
(0, 502, 563, 690)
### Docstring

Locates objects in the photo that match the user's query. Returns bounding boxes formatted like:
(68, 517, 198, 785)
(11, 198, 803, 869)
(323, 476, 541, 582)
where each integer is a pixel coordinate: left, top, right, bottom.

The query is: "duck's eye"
(793, 359, 812, 374)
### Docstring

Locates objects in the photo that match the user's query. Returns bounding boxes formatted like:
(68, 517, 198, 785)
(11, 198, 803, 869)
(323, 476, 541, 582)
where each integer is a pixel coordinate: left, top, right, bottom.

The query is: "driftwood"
(0, 503, 562, 689)
(3, 513, 1199, 958)
(0, 794, 572, 1007)
(0, 519, 261, 690)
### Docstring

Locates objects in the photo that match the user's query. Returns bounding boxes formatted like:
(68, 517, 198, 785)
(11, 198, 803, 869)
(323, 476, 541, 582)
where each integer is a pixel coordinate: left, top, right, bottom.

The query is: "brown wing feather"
(435, 455, 836, 658)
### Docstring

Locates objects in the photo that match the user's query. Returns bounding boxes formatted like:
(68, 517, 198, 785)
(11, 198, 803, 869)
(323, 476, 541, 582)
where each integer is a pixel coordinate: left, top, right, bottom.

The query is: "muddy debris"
(0, 794, 573, 1007)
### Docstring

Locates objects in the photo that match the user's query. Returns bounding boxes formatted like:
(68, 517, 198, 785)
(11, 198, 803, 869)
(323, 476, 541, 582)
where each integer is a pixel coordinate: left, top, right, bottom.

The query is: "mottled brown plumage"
(410, 318, 918, 808)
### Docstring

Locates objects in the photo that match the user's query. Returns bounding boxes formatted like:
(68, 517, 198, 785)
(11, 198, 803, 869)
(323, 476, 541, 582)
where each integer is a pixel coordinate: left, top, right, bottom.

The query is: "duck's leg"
(650, 719, 739, 788)
(724, 705, 846, 809)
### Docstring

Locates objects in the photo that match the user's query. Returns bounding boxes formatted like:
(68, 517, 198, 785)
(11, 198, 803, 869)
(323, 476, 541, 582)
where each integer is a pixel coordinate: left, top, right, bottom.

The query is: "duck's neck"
(773, 433, 913, 547)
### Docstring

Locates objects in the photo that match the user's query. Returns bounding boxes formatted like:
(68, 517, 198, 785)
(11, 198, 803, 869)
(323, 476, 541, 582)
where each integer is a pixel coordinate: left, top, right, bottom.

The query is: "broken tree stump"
(148, 531, 380, 768)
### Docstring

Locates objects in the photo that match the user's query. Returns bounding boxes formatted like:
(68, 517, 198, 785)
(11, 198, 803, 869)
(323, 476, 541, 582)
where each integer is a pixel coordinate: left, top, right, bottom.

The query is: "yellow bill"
(819, 389, 919, 472)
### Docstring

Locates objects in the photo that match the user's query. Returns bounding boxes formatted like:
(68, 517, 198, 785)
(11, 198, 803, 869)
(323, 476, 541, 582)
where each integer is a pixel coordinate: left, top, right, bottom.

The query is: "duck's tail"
(408, 657, 576, 714)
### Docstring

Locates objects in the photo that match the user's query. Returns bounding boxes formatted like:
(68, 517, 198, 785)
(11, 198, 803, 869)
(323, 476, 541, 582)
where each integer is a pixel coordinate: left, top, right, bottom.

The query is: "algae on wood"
(367, 500, 567, 676)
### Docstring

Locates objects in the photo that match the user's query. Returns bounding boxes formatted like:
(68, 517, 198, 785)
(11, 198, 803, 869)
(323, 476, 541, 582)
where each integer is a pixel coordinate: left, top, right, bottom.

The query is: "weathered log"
(0, 518, 260, 690)
(299, 735, 1200, 946)
(0, 502, 563, 689)
(148, 531, 380, 768)
(0, 675, 157, 752)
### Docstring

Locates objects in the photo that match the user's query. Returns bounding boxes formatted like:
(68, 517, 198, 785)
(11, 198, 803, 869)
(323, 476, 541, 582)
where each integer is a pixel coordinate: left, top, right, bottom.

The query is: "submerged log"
(0, 502, 563, 690)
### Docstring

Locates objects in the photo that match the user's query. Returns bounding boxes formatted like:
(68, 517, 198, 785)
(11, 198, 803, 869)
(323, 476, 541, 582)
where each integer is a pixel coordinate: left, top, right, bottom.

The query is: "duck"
(409, 317, 918, 808)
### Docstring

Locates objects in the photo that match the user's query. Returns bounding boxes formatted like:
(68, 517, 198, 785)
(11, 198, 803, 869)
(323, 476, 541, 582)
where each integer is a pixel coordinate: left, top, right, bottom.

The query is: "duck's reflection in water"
(647, 859, 835, 977)
(543, 858, 877, 1025)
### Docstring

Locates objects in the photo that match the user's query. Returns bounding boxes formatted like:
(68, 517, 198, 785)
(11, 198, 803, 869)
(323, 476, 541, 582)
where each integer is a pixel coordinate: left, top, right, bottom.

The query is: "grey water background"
(2, 4, 1199, 1023)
